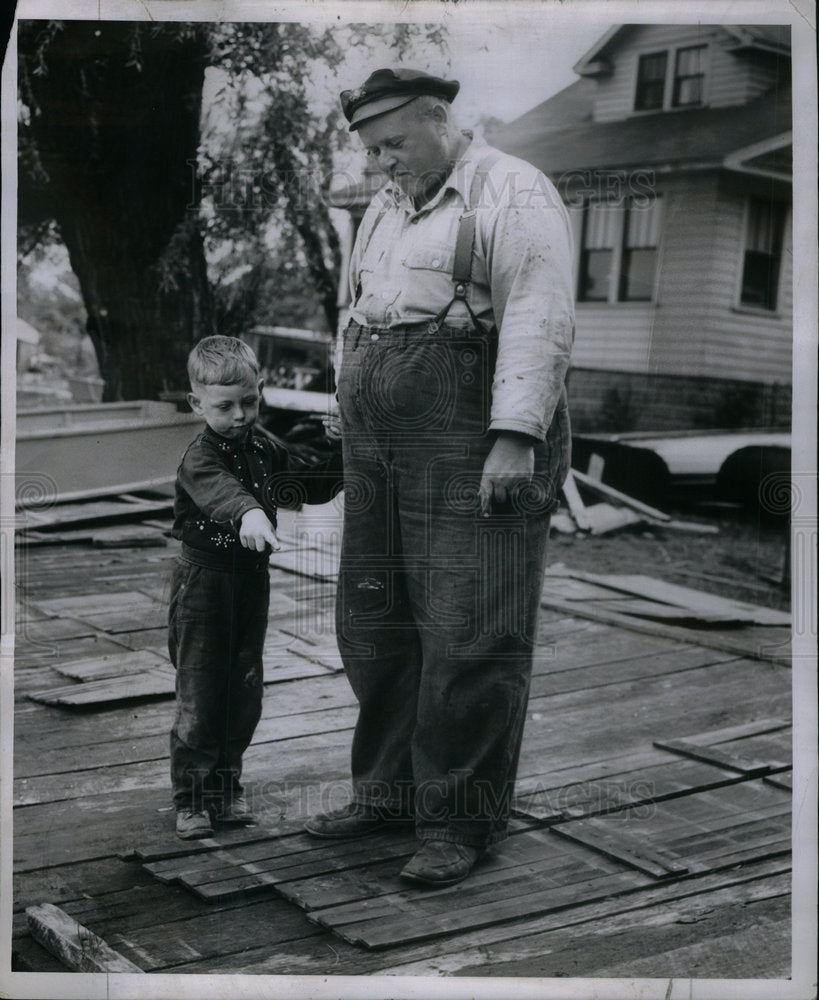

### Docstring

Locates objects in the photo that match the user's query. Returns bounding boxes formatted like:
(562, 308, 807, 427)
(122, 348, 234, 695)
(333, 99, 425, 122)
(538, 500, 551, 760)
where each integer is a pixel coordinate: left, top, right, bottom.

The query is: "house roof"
(492, 82, 792, 177)
(574, 24, 791, 76)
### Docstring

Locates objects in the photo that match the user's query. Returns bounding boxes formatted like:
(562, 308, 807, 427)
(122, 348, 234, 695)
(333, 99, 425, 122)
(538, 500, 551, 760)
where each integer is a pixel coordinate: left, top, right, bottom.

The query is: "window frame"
(574, 196, 663, 306)
(735, 196, 788, 315)
(632, 42, 710, 113)
(634, 50, 669, 112)
(672, 44, 708, 108)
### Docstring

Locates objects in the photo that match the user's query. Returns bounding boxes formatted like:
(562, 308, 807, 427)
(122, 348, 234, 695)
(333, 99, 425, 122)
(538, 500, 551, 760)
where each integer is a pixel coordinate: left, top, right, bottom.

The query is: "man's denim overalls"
(336, 154, 571, 847)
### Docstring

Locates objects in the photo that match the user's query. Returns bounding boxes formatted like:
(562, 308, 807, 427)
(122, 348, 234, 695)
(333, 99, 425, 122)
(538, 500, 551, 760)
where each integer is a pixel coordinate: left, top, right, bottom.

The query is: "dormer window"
(635, 52, 668, 111)
(634, 43, 707, 112)
(673, 46, 706, 106)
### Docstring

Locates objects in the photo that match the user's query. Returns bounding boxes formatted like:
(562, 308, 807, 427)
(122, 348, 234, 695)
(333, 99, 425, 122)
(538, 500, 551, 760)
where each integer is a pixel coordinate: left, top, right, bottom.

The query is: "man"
(305, 68, 574, 887)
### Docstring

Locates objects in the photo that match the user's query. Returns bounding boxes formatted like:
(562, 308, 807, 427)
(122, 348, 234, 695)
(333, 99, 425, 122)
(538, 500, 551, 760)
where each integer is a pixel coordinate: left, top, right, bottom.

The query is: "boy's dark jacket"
(172, 424, 342, 568)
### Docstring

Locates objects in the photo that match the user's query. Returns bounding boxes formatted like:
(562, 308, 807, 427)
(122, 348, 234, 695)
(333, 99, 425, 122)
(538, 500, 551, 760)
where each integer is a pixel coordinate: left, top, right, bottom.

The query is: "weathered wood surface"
(540, 577, 792, 664)
(549, 567, 791, 626)
(26, 903, 144, 973)
(137, 773, 791, 952)
(11, 508, 795, 976)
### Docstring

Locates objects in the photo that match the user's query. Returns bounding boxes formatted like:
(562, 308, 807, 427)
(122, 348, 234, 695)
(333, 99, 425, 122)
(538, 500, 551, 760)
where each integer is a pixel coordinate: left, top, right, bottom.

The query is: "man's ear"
(257, 378, 265, 395)
(187, 391, 203, 415)
(430, 101, 448, 131)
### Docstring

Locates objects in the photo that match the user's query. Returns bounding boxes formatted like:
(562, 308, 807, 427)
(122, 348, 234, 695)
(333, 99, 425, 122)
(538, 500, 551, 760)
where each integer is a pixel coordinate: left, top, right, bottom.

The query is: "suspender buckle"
(454, 282, 467, 299)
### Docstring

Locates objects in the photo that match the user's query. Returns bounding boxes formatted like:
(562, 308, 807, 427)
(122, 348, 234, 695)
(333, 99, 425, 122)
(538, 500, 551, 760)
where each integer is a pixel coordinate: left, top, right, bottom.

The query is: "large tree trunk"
(20, 21, 213, 400)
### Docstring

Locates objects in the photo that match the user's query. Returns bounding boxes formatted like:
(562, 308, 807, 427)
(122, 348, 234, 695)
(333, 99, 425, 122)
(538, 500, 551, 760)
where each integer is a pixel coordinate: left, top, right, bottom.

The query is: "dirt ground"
(550, 506, 791, 613)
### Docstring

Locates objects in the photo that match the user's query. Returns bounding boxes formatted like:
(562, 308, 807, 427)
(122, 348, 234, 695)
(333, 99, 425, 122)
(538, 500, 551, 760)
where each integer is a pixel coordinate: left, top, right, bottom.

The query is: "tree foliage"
(17, 18, 447, 400)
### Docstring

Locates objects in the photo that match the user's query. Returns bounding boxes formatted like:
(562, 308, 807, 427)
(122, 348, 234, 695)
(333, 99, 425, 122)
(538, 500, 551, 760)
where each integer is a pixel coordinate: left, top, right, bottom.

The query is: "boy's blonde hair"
(188, 336, 260, 387)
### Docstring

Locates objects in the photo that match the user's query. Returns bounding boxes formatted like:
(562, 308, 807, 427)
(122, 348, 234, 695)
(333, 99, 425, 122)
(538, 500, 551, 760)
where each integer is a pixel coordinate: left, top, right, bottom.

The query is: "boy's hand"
(239, 508, 281, 552)
(321, 402, 342, 441)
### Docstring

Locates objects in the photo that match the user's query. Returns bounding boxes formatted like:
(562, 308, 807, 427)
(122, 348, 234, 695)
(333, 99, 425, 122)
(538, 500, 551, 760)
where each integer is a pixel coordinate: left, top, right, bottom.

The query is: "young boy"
(168, 335, 338, 839)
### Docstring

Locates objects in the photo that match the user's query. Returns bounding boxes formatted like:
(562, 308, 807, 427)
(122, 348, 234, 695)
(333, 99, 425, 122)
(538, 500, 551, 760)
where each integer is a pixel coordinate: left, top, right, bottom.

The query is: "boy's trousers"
(335, 319, 570, 848)
(168, 545, 269, 811)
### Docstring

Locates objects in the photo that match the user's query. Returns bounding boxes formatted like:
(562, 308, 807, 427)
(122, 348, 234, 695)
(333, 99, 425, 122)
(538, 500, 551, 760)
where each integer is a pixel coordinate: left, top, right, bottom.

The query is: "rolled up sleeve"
(484, 190, 575, 441)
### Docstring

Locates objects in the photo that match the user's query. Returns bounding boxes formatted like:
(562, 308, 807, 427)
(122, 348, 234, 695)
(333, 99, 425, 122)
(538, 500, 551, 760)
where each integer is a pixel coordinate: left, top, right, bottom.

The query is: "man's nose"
(379, 151, 397, 172)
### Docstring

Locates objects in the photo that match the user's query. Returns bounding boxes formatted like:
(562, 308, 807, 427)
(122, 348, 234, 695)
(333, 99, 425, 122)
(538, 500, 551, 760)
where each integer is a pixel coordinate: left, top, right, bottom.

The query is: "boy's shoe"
(176, 809, 214, 840)
(216, 795, 256, 825)
(304, 802, 386, 839)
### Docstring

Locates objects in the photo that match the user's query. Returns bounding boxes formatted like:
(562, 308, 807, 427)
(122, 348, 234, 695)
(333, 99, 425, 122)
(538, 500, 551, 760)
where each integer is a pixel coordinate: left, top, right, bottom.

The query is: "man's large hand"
(478, 433, 535, 515)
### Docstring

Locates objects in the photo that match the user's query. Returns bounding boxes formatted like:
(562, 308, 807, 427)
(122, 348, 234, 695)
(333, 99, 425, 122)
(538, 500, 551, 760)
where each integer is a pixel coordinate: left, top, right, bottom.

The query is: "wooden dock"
(9, 499, 796, 983)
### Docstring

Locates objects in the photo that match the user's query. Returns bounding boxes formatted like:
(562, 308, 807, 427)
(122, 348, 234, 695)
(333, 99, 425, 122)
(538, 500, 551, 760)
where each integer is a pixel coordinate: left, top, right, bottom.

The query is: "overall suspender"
(434, 149, 502, 332)
(353, 149, 503, 326)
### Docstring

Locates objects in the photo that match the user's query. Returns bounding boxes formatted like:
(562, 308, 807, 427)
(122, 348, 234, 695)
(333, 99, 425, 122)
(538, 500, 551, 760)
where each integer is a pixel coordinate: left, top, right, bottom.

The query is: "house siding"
(593, 25, 782, 122)
(568, 170, 791, 398)
(700, 183, 792, 382)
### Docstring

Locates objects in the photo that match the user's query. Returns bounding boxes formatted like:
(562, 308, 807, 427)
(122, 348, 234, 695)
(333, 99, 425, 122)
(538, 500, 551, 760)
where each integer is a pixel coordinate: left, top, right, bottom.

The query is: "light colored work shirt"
(346, 137, 575, 441)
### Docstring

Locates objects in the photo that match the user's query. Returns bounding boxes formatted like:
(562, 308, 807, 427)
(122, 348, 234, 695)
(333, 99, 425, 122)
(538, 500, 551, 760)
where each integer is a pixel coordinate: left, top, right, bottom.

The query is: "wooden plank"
(18, 497, 174, 533)
(590, 598, 752, 625)
(289, 782, 789, 947)
(277, 831, 609, 914)
(539, 584, 791, 664)
(560, 470, 591, 530)
(79, 896, 322, 972)
(26, 903, 144, 973)
(514, 758, 751, 822)
(192, 835, 419, 903)
(315, 810, 791, 950)
(530, 623, 689, 682)
(13, 617, 98, 642)
(92, 525, 168, 548)
(530, 644, 740, 699)
(54, 649, 170, 682)
(764, 772, 793, 791)
(584, 503, 644, 535)
(172, 858, 791, 974)
(662, 717, 791, 746)
(515, 719, 792, 822)
(571, 467, 672, 521)
(318, 870, 651, 949)
(587, 453, 606, 480)
(549, 568, 791, 627)
(131, 825, 282, 864)
(550, 817, 689, 878)
(654, 738, 779, 775)
(12, 636, 133, 678)
(27, 669, 175, 707)
(70, 607, 167, 634)
(32, 591, 160, 617)
(522, 657, 791, 779)
(373, 868, 792, 978)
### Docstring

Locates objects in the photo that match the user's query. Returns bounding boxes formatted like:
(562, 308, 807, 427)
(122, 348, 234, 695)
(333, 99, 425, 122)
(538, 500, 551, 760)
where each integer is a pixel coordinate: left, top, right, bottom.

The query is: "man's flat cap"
(340, 68, 460, 130)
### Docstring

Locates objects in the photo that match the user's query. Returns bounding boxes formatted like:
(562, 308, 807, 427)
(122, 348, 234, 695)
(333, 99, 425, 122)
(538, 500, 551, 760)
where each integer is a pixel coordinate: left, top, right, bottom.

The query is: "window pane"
(741, 252, 780, 310)
(641, 52, 667, 81)
(635, 52, 667, 110)
(626, 199, 662, 248)
(620, 249, 656, 300)
(580, 250, 611, 301)
(741, 200, 785, 311)
(673, 45, 705, 107)
(675, 77, 703, 106)
(676, 46, 704, 75)
(586, 202, 620, 249)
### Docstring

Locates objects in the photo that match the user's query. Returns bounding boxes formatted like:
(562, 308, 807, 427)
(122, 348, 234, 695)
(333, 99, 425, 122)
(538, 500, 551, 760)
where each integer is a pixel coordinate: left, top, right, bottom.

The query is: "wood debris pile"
(554, 467, 718, 537)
